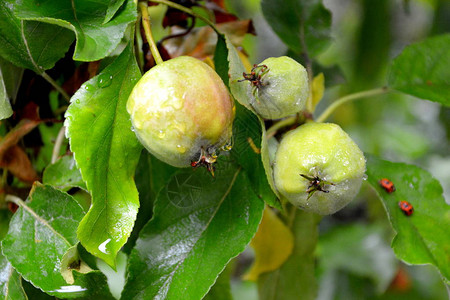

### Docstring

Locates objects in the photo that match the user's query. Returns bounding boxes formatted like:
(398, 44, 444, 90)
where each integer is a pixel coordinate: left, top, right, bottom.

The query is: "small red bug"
(398, 201, 414, 216)
(379, 178, 396, 193)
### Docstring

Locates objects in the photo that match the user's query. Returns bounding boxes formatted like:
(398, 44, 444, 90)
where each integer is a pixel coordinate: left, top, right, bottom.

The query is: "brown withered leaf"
(0, 119, 41, 159)
(0, 145, 38, 183)
(0, 119, 41, 183)
(164, 20, 255, 59)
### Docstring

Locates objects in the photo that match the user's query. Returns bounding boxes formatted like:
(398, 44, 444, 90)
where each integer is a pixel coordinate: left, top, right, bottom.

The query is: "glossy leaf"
(258, 210, 321, 300)
(0, 254, 27, 300)
(318, 224, 396, 292)
(388, 34, 450, 106)
(245, 207, 294, 281)
(215, 35, 279, 208)
(261, 0, 331, 56)
(122, 160, 265, 300)
(0, 0, 74, 73)
(43, 155, 86, 191)
(13, 0, 137, 61)
(65, 44, 142, 267)
(104, 0, 127, 24)
(0, 210, 26, 300)
(0, 65, 12, 120)
(366, 154, 450, 283)
(1, 184, 111, 298)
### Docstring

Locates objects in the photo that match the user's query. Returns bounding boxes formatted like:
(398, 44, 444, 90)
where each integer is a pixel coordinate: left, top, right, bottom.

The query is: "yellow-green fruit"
(273, 122, 366, 215)
(249, 56, 309, 119)
(127, 56, 234, 167)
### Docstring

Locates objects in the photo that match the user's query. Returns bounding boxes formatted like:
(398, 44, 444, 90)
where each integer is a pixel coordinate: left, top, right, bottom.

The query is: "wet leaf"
(245, 207, 294, 281)
(65, 44, 142, 267)
(366, 154, 450, 283)
(1, 184, 112, 298)
(261, 0, 331, 56)
(13, 0, 137, 61)
(0, 0, 74, 73)
(388, 34, 450, 106)
(43, 155, 86, 191)
(0, 253, 27, 300)
(121, 160, 264, 300)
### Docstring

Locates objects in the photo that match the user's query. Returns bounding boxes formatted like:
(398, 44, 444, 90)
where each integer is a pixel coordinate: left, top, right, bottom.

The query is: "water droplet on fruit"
(75, 99, 81, 104)
(176, 144, 186, 153)
(85, 84, 93, 90)
(362, 174, 368, 181)
(98, 74, 113, 88)
(158, 130, 165, 138)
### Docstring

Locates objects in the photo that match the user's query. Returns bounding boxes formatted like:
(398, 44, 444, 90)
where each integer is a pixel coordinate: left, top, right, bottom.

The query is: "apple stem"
(148, 0, 222, 35)
(139, 2, 164, 65)
(316, 87, 391, 123)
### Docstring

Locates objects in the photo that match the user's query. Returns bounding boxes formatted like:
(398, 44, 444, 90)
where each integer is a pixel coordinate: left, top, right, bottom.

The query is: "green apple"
(127, 56, 234, 168)
(241, 56, 309, 119)
(273, 122, 366, 215)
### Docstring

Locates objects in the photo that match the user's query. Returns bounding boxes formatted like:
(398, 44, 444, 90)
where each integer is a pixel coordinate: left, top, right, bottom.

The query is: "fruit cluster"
(127, 53, 367, 215)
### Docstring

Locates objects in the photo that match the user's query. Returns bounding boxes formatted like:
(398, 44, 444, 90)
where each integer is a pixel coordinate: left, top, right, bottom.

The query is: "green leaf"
(318, 224, 396, 292)
(104, 0, 127, 24)
(1, 184, 111, 298)
(203, 263, 233, 300)
(0, 56, 23, 104)
(232, 103, 280, 208)
(13, 0, 137, 62)
(0, 254, 27, 300)
(122, 160, 264, 300)
(261, 0, 331, 56)
(366, 154, 450, 283)
(122, 151, 177, 254)
(65, 44, 142, 267)
(0, 210, 27, 300)
(215, 35, 280, 208)
(0, 64, 13, 120)
(43, 155, 87, 191)
(0, 0, 74, 73)
(258, 209, 321, 300)
(388, 34, 450, 106)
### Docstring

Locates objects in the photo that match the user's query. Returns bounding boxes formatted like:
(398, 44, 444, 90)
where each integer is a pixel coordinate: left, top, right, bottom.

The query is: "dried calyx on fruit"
(239, 56, 309, 119)
(273, 122, 366, 215)
(127, 56, 235, 174)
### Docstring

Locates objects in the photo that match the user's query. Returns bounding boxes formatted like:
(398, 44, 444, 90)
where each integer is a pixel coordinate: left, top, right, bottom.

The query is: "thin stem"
(5, 194, 23, 206)
(41, 72, 70, 102)
(139, 2, 163, 65)
(316, 87, 390, 123)
(149, 0, 222, 34)
(52, 126, 66, 164)
(266, 116, 297, 138)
